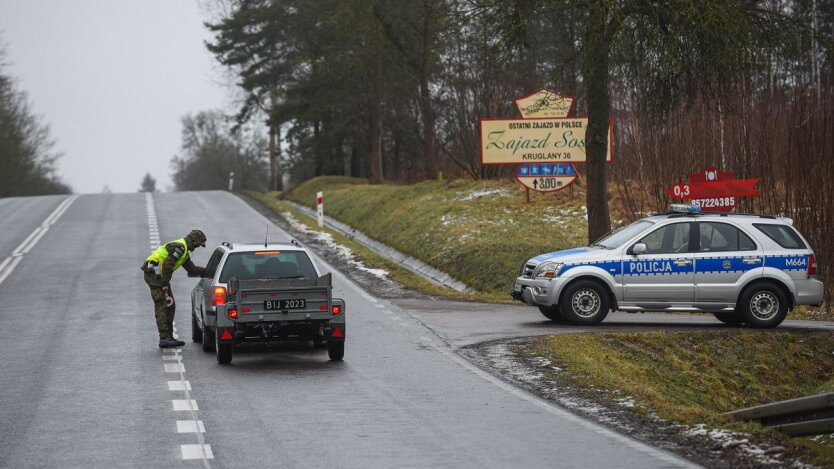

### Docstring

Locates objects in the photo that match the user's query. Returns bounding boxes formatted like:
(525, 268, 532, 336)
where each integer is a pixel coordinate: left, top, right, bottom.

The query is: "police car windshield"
(592, 220, 654, 249)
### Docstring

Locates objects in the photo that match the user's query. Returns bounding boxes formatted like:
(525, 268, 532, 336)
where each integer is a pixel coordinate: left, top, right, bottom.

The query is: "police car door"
(623, 221, 695, 304)
(693, 221, 762, 305)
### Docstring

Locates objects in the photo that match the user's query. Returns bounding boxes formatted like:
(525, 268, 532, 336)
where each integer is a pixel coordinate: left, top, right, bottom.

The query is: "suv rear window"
(219, 250, 317, 282)
(753, 224, 807, 249)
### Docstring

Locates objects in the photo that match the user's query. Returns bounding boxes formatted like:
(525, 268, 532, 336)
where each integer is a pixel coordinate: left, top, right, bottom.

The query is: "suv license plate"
(264, 299, 306, 310)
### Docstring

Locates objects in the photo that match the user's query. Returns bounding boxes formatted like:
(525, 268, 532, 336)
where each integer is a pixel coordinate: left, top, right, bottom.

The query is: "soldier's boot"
(159, 338, 182, 348)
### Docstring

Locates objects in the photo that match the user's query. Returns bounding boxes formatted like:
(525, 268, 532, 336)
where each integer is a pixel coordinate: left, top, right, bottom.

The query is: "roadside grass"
(529, 331, 834, 465)
(283, 176, 594, 295)
(245, 191, 509, 303)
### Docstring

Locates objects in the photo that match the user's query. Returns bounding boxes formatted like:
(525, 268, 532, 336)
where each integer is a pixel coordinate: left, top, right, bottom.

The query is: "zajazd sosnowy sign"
(479, 88, 612, 193)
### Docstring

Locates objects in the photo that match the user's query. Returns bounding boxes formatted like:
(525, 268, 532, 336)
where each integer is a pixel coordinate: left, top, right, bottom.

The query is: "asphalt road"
(393, 298, 834, 347)
(0, 191, 699, 468)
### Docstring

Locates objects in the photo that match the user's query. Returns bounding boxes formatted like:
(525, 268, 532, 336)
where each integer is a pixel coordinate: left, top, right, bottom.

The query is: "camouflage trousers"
(145, 272, 175, 340)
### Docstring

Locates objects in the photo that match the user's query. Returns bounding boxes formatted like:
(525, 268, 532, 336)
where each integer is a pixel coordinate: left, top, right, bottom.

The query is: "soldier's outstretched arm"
(183, 257, 206, 277)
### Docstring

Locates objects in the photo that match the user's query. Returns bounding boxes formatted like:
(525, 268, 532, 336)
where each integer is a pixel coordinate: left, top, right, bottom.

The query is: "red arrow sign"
(668, 179, 760, 199)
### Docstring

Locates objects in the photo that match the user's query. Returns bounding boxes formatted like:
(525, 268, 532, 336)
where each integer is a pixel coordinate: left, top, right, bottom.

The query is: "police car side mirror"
(630, 243, 647, 256)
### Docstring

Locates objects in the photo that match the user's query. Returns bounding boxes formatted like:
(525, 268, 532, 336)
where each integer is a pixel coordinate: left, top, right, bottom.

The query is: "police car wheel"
(538, 305, 563, 322)
(712, 312, 743, 326)
(559, 281, 610, 325)
(192, 314, 202, 343)
(738, 284, 788, 328)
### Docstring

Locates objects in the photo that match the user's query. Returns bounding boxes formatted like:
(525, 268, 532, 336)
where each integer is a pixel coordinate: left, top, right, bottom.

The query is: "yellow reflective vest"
(146, 238, 189, 272)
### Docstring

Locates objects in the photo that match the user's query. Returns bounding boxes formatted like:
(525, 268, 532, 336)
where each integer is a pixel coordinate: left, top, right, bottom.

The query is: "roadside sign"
(667, 180, 760, 199)
(480, 117, 612, 165)
(514, 89, 574, 119)
(516, 164, 577, 192)
(667, 165, 760, 213)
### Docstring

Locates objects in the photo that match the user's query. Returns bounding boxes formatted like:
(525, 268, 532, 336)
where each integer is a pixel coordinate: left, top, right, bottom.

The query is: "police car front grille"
(522, 263, 536, 278)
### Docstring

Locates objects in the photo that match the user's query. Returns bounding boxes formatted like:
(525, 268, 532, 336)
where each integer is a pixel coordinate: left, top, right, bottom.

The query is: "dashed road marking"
(164, 363, 186, 373)
(177, 420, 206, 433)
(168, 381, 192, 391)
(162, 355, 181, 361)
(173, 400, 199, 411)
(181, 444, 214, 460)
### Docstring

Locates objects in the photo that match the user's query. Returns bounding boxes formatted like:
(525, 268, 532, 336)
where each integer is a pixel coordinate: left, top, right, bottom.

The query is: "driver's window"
(205, 249, 224, 277)
(638, 223, 691, 254)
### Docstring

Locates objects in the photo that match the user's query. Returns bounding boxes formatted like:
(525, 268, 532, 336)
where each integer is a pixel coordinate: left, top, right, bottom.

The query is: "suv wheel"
(559, 280, 610, 325)
(713, 312, 744, 326)
(538, 305, 563, 322)
(737, 283, 788, 328)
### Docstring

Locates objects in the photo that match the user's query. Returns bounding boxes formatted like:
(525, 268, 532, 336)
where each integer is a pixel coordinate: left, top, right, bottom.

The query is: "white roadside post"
(228, 171, 235, 191)
(316, 191, 324, 228)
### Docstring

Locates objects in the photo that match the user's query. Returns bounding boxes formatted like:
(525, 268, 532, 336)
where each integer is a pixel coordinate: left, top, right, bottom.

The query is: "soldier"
(141, 229, 207, 348)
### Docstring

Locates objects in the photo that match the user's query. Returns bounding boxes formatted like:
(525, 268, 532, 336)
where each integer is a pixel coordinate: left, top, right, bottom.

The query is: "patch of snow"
(459, 188, 510, 201)
(684, 424, 783, 464)
(281, 212, 389, 280)
(614, 397, 638, 409)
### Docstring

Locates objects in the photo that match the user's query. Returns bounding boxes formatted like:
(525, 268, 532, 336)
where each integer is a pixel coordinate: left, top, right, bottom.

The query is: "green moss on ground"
(530, 331, 834, 465)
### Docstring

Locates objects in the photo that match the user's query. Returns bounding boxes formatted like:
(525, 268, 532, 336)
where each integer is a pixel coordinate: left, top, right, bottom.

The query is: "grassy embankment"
(530, 331, 834, 465)
(279, 176, 594, 298)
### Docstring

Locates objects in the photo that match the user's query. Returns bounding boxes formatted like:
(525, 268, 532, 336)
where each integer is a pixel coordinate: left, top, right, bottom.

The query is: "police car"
(512, 205, 823, 328)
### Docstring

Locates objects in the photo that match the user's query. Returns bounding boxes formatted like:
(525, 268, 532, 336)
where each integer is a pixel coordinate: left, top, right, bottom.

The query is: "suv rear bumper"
(794, 278, 824, 307)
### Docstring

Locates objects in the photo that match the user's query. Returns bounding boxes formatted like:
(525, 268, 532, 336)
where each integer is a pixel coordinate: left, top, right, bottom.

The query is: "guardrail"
(726, 392, 834, 436)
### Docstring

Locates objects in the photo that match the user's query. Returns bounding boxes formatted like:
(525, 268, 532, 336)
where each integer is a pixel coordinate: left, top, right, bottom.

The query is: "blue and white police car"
(512, 205, 823, 328)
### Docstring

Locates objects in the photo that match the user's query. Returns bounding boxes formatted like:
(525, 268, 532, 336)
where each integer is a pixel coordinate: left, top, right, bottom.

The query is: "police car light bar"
(668, 204, 702, 214)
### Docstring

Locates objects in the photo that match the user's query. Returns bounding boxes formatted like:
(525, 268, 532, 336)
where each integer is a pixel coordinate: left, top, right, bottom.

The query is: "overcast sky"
(0, 0, 228, 193)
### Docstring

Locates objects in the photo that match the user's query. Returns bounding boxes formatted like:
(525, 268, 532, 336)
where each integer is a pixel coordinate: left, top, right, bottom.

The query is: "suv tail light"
(213, 286, 227, 306)
(808, 254, 817, 277)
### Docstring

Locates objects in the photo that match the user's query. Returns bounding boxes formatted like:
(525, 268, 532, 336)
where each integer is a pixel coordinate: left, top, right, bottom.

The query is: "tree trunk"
(419, 77, 438, 179)
(583, 5, 613, 243)
(368, 60, 384, 184)
(268, 124, 279, 191)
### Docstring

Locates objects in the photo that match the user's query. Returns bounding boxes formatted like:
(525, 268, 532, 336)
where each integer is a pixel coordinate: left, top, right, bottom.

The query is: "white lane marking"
(0, 257, 22, 286)
(390, 316, 401, 321)
(164, 363, 186, 373)
(168, 381, 192, 391)
(173, 400, 199, 411)
(177, 420, 206, 433)
(181, 445, 214, 460)
(419, 336, 432, 342)
(0, 196, 78, 286)
(374, 304, 386, 308)
(11, 227, 42, 254)
(148, 194, 211, 467)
